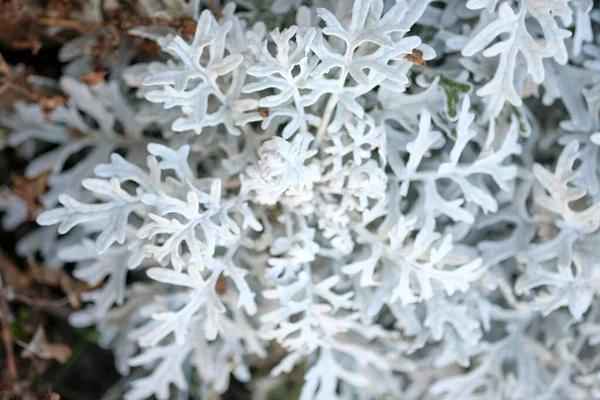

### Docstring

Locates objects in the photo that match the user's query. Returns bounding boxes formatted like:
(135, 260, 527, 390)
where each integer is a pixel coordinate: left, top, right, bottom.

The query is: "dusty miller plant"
(1, 0, 600, 398)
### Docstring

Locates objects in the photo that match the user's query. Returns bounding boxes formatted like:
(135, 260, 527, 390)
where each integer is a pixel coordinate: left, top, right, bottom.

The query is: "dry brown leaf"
(10, 170, 51, 221)
(40, 94, 68, 122)
(83, 27, 121, 69)
(205, 0, 224, 19)
(0, 53, 13, 79)
(80, 70, 108, 85)
(0, 248, 31, 290)
(0, 0, 28, 22)
(25, 256, 61, 287)
(0, 53, 39, 110)
(46, 392, 60, 400)
(180, 18, 198, 40)
(25, 255, 91, 309)
(11, 36, 42, 55)
(406, 49, 426, 66)
(58, 271, 87, 309)
(139, 40, 159, 56)
(216, 275, 227, 295)
(153, 15, 197, 39)
(46, 0, 83, 18)
(0, 0, 87, 54)
(20, 326, 72, 364)
(258, 107, 270, 118)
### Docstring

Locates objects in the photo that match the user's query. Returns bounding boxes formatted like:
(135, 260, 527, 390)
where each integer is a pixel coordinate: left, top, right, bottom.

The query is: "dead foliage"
(39, 93, 69, 121)
(9, 170, 52, 221)
(406, 49, 426, 66)
(0, 53, 39, 110)
(0, 248, 92, 398)
(79, 69, 108, 85)
(20, 325, 72, 364)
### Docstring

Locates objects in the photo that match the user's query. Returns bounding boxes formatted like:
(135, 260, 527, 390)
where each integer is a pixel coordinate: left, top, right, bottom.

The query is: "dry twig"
(0, 275, 18, 386)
